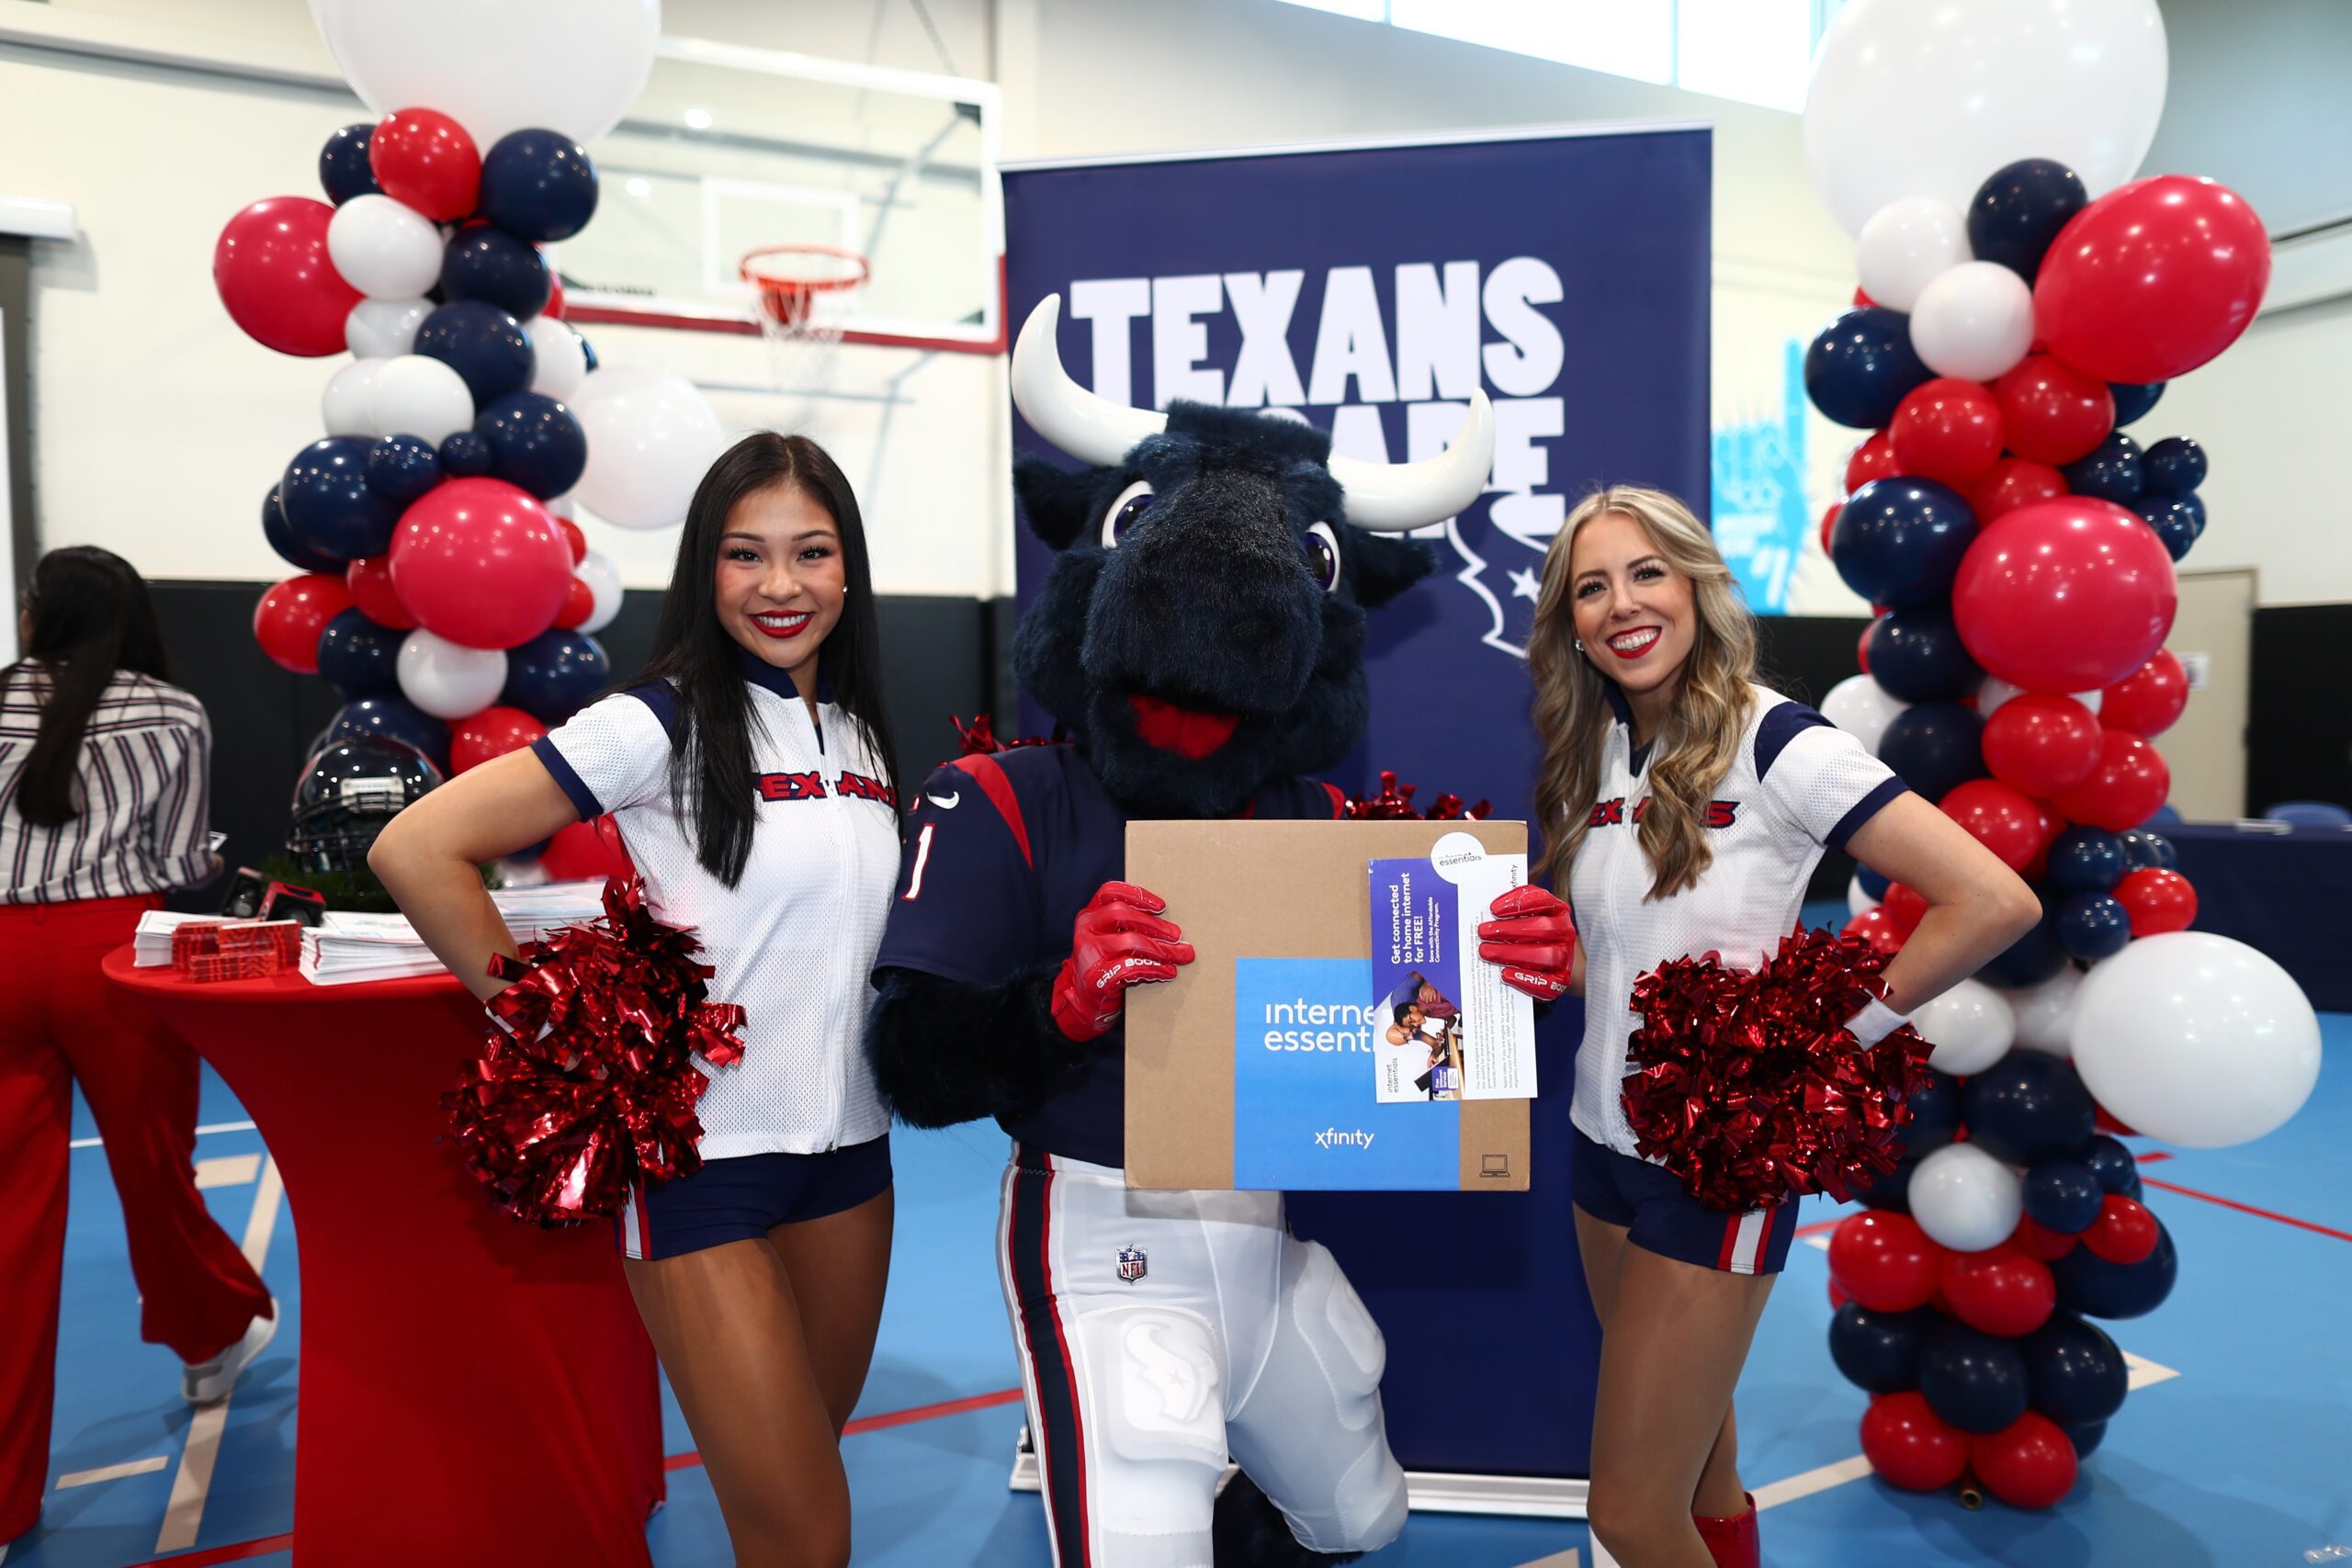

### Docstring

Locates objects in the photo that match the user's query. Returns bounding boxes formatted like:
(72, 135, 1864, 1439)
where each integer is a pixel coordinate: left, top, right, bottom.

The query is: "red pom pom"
(1340, 769, 1491, 821)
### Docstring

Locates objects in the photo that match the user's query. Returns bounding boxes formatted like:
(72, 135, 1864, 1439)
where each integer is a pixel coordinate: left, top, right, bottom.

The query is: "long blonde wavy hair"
(1529, 486, 1758, 900)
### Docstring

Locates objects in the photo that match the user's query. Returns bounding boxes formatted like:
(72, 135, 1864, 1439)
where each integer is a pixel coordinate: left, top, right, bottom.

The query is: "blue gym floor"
(14, 1008, 2349, 1564)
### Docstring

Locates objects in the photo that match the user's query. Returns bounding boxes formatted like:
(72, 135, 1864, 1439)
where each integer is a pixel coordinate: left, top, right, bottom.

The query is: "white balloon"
(1856, 198, 1972, 314)
(322, 357, 388, 437)
(572, 367, 727, 531)
(396, 630, 509, 721)
(2071, 932, 2321, 1148)
(309, 0, 659, 147)
(326, 194, 445, 300)
(2007, 964, 2086, 1057)
(544, 494, 576, 519)
(527, 318, 588, 400)
(346, 296, 430, 359)
(1804, 0, 2169, 237)
(1907, 1143, 2024, 1254)
(371, 355, 475, 446)
(1822, 673, 1910, 754)
(1914, 979, 2017, 1077)
(1909, 262, 2037, 381)
(1847, 874, 1881, 920)
(1978, 676, 2102, 719)
(575, 550, 624, 635)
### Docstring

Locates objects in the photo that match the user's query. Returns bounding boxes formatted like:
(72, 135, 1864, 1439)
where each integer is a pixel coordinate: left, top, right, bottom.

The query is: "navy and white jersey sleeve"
(530, 685, 681, 821)
(873, 755, 1044, 987)
(1753, 700, 1908, 851)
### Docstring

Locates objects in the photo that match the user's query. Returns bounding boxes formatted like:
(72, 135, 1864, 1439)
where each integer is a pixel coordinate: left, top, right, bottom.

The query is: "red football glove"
(1476, 885, 1576, 1002)
(1050, 882, 1196, 1042)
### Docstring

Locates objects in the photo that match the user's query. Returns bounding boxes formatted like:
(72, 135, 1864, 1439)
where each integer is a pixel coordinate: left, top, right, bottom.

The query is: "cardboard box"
(1124, 818, 1532, 1191)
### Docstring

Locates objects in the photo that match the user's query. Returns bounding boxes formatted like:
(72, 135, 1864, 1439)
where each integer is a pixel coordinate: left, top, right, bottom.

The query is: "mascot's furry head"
(1010, 297, 1495, 818)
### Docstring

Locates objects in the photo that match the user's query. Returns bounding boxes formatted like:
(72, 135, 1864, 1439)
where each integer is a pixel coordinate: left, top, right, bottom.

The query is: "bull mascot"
(868, 297, 1560, 1565)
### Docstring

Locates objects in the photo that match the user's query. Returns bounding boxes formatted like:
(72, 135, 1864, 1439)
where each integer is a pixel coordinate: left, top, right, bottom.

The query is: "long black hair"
(4, 546, 171, 829)
(637, 432, 898, 888)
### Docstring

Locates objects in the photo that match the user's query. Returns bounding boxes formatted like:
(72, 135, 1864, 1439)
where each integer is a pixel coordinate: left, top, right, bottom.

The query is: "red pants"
(0, 896, 274, 1542)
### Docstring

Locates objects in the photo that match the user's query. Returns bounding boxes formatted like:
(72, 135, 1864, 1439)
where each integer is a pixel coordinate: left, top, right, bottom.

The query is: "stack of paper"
(295, 881, 611, 987)
(133, 910, 221, 965)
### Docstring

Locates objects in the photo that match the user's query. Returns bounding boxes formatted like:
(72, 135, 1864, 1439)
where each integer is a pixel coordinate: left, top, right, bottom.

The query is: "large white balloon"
(572, 367, 727, 531)
(1804, 0, 2169, 237)
(396, 630, 509, 721)
(2072, 932, 2321, 1147)
(346, 296, 431, 360)
(371, 355, 476, 446)
(1856, 198, 1972, 314)
(574, 550, 624, 635)
(2007, 964, 2086, 1057)
(1908, 1143, 2024, 1254)
(322, 357, 388, 437)
(527, 317, 588, 400)
(1847, 874, 1880, 920)
(1914, 979, 2017, 1077)
(310, 0, 660, 148)
(326, 194, 444, 300)
(1822, 673, 1909, 754)
(1909, 262, 2037, 381)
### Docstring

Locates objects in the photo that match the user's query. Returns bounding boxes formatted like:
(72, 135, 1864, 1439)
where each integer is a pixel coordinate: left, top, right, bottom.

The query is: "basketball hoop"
(741, 244, 868, 414)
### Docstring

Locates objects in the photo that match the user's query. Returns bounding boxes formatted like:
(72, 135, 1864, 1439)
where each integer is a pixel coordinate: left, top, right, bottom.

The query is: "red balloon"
(1861, 1393, 1969, 1492)
(1982, 694, 2103, 797)
(2022, 798, 2067, 883)
(1819, 503, 1841, 558)
(1882, 882, 1929, 934)
(2114, 867, 2197, 937)
(1853, 286, 1876, 309)
(1889, 378, 2005, 488)
(2035, 175, 2273, 383)
(2101, 649, 2189, 739)
(450, 705, 548, 774)
(1828, 1212, 1946, 1312)
(1940, 778, 2047, 871)
(213, 197, 362, 357)
(1963, 457, 2070, 528)
(2094, 1103, 2138, 1137)
(2050, 729, 2171, 832)
(1952, 498, 2177, 694)
(1971, 1414, 2079, 1509)
(2082, 1194, 2159, 1265)
(541, 817, 632, 882)
(389, 479, 574, 650)
(1845, 431, 1901, 495)
(1855, 619, 1874, 676)
(253, 572, 353, 674)
(556, 514, 588, 565)
(1940, 1244, 2057, 1337)
(344, 553, 419, 630)
(1992, 354, 2114, 467)
(543, 273, 567, 321)
(1841, 906, 1907, 957)
(553, 575, 595, 630)
(1828, 1276, 1852, 1311)
(2010, 1214, 2078, 1263)
(368, 107, 481, 222)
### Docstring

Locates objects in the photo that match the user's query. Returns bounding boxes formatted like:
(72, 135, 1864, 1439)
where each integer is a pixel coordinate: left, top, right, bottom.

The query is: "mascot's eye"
(1100, 480, 1155, 548)
(1302, 522, 1343, 593)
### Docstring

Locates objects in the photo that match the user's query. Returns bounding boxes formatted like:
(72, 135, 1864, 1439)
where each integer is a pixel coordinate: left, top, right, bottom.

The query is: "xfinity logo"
(1314, 1128, 1375, 1150)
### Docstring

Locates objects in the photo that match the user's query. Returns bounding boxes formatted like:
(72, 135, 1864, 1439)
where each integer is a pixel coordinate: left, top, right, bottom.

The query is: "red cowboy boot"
(1692, 1491, 1758, 1568)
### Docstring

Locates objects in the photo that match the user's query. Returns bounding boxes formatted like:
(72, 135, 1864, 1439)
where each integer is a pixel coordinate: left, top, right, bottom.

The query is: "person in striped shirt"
(0, 547, 277, 1550)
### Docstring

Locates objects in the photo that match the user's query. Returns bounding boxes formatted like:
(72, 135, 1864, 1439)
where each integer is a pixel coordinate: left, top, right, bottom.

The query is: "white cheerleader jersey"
(1568, 681, 1909, 1157)
(532, 657, 901, 1158)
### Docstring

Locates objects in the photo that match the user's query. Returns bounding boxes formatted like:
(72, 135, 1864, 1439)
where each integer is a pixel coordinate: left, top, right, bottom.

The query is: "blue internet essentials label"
(1232, 957, 1460, 1190)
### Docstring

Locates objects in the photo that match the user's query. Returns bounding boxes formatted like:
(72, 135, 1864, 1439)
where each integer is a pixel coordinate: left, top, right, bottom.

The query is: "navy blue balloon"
(2117, 828, 2179, 871)
(1877, 703, 1989, 802)
(499, 629, 609, 725)
(2142, 436, 2207, 495)
(2052, 1219, 2177, 1319)
(2082, 1135, 2143, 1199)
(1856, 865, 1892, 901)
(479, 129, 600, 244)
(2109, 381, 2165, 427)
(1979, 898, 2070, 987)
(413, 300, 534, 409)
(1867, 602, 1981, 705)
(1857, 1150, 1918, 1213)
(1830, 1303, 1939, 1393)
(441, 227, 553, 321)
(1918, 1322, 2030, 1435)
(2060, 432, 2145, 504)
(318, 122, 382, 206)
(2063, 1418, 2108, 1459)
(1967, 158, 2088, 283)
(366, 434, 443, 504)
(2058, 890, 2132, 961)
(438, 430, 495, 479)
(263, 483, 342, 572)
(2175, 491, 2208, 539)
(314, 608, 404, 700)
(2022, 1313, 2128, 1425)
(2132, 494, 2199, 561)
(282, 436, 402, 562)
(577, 333, 598, 373)
(325, 695, 449, 772)
(1831, 479, 1979, 609)
(2024, 1159, 2106, 1235)
(476, 391, 587, 500)
(1805, 308, 1934, 429)
(2046, 827, 2126, 895)
(1902, 1069, 1962, 1156)
(1964, 1052, 2097, 1167)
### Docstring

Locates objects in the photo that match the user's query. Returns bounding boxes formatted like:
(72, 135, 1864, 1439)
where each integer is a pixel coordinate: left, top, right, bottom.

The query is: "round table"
(104, 951, 663, 1565)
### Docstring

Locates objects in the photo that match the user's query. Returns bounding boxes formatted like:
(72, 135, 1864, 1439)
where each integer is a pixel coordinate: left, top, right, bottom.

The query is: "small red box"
(172, 919, 302, 982)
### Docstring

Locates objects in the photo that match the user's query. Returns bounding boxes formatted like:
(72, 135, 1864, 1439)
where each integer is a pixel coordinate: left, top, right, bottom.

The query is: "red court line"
(664, 1386, 1023, 1472)
(1794, 1216, 1843, 1239)
(124, 1532, 292, 1567)
(2138, 1176, 2352, 1245)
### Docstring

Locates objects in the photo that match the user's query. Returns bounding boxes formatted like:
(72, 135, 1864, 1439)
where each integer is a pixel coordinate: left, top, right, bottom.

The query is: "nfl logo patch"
(1116, 1245, 1148, 1284)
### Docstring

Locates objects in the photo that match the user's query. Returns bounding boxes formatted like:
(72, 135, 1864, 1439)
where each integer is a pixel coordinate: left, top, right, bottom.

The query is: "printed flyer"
(1368, 831, 1538, 1104)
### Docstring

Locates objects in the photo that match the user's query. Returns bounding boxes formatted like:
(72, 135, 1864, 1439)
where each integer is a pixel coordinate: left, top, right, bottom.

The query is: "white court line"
(193, 1154, 262, 1190)
(70, 1119, 255, 1151)
(1804, 1234, 1830, 1250)
(154, 1156, 281, 1554)
(1511, 1551, 1581, 1568)
(57, 1456, 169, 1489)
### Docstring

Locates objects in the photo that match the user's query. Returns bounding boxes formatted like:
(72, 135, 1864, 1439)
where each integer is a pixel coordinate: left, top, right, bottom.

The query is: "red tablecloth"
(104, 950, 662, 1566)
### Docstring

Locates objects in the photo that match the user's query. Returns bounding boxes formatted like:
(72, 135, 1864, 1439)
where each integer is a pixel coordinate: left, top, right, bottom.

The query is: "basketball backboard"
(557, 38, 1003, 355)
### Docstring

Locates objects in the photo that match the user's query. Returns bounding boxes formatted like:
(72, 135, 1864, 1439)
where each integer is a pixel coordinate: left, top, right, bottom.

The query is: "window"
(1389, 0, 1673, 85)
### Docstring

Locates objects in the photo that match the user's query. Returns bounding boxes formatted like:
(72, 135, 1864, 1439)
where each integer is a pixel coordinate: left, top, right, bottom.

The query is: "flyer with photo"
(1367, 832, 1539, 1104)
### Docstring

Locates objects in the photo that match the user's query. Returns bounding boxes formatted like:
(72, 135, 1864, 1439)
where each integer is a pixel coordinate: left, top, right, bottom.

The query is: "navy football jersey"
(872, 744, 1345, 1168)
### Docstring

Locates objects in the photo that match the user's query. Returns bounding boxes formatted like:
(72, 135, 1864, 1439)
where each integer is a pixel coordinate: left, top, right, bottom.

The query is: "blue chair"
(2266, 800, 2352, 829)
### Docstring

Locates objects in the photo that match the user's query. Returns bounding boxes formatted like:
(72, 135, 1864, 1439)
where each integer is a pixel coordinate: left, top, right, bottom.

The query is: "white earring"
(1574, 638, 1584, 651)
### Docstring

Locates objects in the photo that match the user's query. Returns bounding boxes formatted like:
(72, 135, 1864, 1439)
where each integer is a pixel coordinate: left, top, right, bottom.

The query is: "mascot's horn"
(1010, 295, 1496, 535)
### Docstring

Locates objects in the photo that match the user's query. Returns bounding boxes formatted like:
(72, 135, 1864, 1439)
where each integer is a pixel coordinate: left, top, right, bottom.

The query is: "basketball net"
(741, 244, 869, 424)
